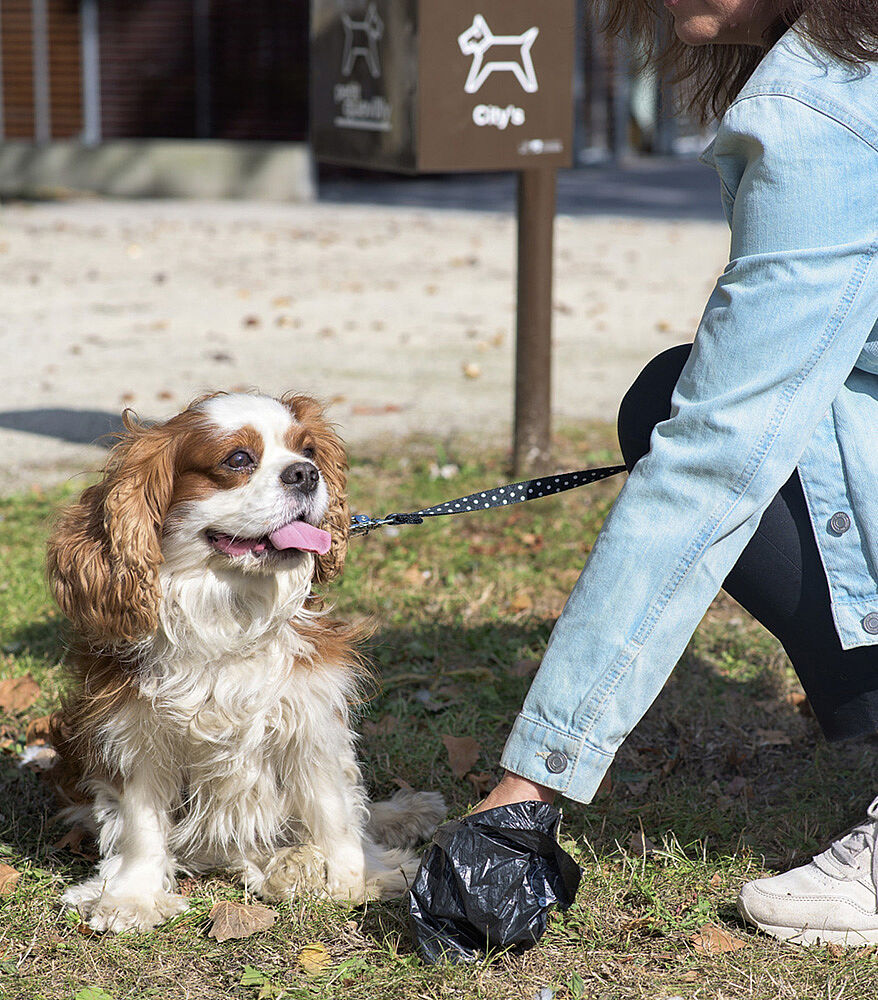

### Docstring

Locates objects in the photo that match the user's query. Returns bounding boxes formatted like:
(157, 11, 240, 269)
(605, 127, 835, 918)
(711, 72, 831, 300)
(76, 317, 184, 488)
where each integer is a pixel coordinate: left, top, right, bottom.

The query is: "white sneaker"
(738, 796, 878, 946)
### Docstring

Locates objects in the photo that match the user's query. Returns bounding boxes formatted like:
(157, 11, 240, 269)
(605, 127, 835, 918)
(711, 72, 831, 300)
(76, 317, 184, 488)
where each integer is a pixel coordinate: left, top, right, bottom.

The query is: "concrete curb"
(0, 140, 316, 202)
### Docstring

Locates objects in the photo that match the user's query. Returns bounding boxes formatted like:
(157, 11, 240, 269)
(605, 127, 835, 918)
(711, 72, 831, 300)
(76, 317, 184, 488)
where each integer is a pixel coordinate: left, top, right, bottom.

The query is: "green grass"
(1, 423, 877, 999)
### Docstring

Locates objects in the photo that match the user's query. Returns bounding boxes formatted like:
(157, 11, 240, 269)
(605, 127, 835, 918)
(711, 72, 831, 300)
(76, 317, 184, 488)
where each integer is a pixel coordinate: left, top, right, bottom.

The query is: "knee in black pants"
(617, 344, 692, 471)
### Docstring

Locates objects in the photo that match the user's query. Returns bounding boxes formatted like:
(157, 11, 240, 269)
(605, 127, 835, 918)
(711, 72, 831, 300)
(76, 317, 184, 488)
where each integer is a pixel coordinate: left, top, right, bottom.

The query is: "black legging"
(617, 344, 878, 741)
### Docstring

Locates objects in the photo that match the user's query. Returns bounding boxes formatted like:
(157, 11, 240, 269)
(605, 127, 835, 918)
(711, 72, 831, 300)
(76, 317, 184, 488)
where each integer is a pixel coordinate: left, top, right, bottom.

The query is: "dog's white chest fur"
(125, 580, 360, 868)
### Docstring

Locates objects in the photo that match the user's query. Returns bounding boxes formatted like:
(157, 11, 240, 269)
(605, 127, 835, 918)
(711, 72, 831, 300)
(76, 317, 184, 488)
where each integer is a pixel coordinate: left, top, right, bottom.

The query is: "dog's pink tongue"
(269, 521, 331, 555)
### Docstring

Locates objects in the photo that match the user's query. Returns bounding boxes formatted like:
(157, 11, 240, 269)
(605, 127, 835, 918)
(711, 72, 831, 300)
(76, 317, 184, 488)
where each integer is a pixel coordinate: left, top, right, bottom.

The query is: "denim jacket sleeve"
(500, 66, 878, 803)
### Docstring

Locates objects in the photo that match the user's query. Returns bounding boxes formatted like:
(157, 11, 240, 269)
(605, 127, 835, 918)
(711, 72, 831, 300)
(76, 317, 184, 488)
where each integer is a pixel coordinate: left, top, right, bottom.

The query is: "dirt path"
(0, 199, 729, 493)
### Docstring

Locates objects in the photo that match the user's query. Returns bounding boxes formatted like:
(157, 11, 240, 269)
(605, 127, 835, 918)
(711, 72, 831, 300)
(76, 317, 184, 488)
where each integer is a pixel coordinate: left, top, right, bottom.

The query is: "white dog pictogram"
(457, 14, 539, 95)
(341, 2, 384, 79)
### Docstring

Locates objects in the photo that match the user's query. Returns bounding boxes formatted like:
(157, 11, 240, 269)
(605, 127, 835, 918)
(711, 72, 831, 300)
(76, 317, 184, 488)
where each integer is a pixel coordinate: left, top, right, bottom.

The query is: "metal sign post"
(515, 168, 556, 472)
(311, 0, 575, 474)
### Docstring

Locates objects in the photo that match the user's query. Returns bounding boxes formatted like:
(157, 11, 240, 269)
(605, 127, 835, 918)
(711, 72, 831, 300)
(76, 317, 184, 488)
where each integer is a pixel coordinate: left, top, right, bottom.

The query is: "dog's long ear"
(47, 412, 180, 645)
(282, 394, 349, 585)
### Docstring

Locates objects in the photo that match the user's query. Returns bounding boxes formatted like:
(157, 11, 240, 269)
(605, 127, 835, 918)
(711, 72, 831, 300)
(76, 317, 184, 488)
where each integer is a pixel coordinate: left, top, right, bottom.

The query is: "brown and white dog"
(46, 392, 445, 933)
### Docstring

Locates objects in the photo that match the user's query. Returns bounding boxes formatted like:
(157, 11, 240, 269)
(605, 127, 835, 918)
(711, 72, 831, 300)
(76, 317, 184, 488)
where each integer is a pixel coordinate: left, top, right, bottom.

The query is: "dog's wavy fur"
(46, 392, 444, 933)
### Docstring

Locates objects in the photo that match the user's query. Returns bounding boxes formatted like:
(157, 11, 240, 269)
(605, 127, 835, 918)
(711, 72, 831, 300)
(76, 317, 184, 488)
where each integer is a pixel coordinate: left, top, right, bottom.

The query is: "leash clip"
(350, 513, 385, 536)
(350, 512, 426, 536)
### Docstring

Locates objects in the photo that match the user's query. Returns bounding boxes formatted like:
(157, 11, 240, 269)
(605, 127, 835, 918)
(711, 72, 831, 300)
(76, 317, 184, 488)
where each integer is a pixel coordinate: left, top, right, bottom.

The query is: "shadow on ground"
(362, 618, 876, 872)
(0, 410, 126, 449)
(319, 158, 725, 222)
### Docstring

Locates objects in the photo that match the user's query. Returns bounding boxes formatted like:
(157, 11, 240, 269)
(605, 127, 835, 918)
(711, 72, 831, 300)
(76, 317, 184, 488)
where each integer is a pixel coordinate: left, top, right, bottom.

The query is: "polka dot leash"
(350, 464, 627, 536)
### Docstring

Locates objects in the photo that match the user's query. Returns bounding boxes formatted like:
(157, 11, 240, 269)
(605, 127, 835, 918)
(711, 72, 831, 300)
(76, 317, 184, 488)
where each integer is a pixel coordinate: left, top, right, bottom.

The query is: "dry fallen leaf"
(362, 714, 398, 737)
(0, 864, 20, 895)
(628, 830, 657, 858)
(508, 590, 534, 613)
(207, 900, 277, 942)
(462, 362, 482, 379)
(53, 825, 98, 860)
(595, 769, 613, 798)
(787, 691, 814, 716)
(0, 675, 41, 714)
(442, 735, 481, 779)
(725, 775, 750, 797)
(625, 779, 651, 798)
(25, 715, 52, 746)
(620, 915, 658, 934)
(350, 403, 402, 416)
(508, 658, 540, 678)
(755, 729, 792, 746)
(467, 771, 495, 796)
(690, 923, 748, 955)
(298, 942, 331, 976)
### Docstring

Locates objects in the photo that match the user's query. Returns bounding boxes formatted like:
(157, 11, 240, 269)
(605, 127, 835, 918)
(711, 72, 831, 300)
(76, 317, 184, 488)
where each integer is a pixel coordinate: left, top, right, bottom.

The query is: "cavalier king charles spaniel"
(46, 392, 445, 933)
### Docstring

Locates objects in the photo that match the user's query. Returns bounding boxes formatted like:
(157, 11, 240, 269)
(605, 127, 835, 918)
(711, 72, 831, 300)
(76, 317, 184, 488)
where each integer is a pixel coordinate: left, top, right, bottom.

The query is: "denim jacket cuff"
(500, 713, 615, 804)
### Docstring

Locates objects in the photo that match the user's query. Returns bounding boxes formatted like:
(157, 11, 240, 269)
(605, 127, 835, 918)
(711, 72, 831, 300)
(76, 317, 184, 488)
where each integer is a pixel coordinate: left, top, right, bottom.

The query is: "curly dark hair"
(604, 0, 878, 120)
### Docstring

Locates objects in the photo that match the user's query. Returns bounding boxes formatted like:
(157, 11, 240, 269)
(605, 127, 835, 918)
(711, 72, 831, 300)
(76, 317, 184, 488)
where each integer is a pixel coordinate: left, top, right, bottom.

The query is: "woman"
(438, 0, 878, 948)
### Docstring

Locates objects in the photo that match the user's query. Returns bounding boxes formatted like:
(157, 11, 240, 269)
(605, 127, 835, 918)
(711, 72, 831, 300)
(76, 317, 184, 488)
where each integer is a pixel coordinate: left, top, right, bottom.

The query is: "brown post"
(513, 167, 556, 475)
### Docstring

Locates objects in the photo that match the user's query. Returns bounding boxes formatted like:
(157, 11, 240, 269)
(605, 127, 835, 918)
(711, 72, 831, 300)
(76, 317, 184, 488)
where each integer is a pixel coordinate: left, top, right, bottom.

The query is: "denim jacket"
(500, 28, 878, 803)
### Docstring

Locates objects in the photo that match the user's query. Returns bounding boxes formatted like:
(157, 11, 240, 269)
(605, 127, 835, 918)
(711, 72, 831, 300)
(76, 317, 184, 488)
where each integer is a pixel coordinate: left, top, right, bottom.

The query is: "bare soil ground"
(0, 198, 729, 493)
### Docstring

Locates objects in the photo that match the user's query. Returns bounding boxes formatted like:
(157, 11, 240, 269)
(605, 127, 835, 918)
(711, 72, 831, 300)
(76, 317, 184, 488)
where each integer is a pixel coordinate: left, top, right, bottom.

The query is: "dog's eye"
(301, 447, 315, 460)
(223, 450, 256, 471)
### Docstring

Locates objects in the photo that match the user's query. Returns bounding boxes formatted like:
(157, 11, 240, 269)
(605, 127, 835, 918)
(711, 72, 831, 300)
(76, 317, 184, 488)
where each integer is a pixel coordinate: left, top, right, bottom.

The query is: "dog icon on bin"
(458, 14, 539, 95)
(341, 2, 384, 78)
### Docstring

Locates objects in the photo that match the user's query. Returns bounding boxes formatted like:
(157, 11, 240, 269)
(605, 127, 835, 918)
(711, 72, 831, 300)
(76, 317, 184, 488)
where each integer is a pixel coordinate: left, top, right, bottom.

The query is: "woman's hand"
(471, 770, 556, 814)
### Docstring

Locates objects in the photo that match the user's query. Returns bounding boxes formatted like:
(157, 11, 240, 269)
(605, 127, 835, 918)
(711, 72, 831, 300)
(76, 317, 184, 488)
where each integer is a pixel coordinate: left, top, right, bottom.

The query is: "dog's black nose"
(280, 462, 319, 493)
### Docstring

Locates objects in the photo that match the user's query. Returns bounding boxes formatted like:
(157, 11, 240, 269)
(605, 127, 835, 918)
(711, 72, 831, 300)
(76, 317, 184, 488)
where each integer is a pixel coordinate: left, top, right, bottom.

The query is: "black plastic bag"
(408, 801, 582, 964)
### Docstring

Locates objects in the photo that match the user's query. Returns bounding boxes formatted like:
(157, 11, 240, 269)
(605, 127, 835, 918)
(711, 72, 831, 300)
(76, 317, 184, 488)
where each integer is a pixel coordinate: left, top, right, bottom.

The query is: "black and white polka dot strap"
(350, 464, 627, 536)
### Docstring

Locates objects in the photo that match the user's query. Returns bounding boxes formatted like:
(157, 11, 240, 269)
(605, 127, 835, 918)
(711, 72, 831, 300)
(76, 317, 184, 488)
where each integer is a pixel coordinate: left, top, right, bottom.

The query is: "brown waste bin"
(310, 0, 574, 173)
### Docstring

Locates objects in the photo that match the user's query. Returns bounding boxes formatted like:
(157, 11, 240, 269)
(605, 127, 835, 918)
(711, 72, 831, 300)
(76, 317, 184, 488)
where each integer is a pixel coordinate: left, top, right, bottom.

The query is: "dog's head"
(47, 392, 349, 645)
(458, 15, 489, 55)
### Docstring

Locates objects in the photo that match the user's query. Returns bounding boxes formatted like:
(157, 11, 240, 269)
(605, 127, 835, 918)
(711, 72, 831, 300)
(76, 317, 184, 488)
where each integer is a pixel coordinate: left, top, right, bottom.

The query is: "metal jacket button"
(863, 613, 878, 635)
(545, 751, 568, 774)
(829, 512, 851, 534)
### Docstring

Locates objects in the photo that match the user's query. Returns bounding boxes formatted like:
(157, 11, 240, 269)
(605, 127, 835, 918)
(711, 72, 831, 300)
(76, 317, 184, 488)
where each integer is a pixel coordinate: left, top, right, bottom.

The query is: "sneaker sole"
(738, 897, 878, 947)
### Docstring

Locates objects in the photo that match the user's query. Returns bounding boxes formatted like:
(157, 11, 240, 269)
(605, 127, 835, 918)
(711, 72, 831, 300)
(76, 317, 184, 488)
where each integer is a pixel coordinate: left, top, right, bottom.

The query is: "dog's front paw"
(63, 881, 188, 933)
(260, 844, 330, 902)
(260, 844, 367, 905)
